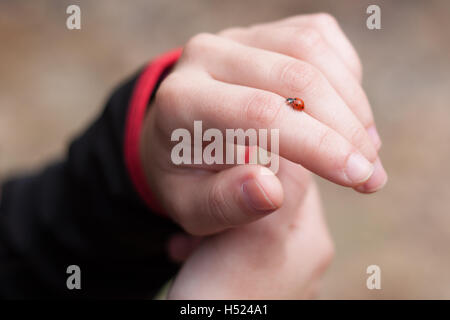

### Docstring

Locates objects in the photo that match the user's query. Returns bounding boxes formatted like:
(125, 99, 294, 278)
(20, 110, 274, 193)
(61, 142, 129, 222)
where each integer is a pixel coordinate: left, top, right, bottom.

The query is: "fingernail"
(367, 125, 382, 150)
(242, 169, 277, 213)
(345, 153, 374, 184)
(354, 157, 388, 193)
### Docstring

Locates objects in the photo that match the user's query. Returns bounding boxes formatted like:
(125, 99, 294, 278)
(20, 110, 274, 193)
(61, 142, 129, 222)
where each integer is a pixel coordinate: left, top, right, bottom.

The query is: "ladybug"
(286, 97, 304, 111)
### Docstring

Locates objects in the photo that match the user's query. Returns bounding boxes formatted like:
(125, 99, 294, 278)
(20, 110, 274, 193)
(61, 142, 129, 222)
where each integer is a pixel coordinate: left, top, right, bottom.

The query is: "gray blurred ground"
(1, 0, 449, 299)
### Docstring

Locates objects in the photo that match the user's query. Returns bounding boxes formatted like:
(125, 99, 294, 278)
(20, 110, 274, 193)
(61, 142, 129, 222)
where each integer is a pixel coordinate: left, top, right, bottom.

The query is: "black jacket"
(0, 49, 183, 299)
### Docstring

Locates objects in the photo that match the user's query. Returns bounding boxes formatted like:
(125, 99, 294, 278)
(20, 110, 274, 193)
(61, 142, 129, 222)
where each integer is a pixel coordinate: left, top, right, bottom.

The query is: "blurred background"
(1, 0, 449, 299)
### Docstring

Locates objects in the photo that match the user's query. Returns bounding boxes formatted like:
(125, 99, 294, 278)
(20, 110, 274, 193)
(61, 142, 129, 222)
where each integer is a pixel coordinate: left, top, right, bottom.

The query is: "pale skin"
(140, 13, 388, 299)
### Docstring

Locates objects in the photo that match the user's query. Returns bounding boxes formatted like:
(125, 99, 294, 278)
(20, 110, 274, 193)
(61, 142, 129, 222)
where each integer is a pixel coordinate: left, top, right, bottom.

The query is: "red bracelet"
(124, 48, 182, 216)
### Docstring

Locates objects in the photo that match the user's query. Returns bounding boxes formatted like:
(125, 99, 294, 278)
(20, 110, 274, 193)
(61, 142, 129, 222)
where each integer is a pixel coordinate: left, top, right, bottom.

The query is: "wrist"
(124, 48, 182, 215)
(139, 110, 161, 210)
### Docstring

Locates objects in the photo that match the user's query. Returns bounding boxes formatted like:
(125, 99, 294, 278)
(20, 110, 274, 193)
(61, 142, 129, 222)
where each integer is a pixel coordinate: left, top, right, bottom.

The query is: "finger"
(273, 13, 363, 82)
(160, 70, 376, 188)
(221, 25, 381, 150)
(162, 165, 283, 235)
(184, 34, 377, 163)
(168, 181, 333, 299)
(285, 182, 334, 295)
(275, 156, 311, 210)
(354, 157, 388, 193)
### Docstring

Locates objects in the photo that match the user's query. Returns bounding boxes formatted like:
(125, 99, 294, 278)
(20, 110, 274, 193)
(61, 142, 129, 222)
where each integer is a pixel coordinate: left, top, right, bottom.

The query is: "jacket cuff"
(124, 48, 182, 215)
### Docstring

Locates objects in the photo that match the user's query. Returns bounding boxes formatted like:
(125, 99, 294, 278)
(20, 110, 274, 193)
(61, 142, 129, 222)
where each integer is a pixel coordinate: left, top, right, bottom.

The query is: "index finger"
(157, 69, 375, 188)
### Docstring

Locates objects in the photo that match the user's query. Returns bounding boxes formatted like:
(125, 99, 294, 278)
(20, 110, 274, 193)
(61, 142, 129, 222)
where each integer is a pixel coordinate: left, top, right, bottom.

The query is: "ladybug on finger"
(286, 97, 304, 111)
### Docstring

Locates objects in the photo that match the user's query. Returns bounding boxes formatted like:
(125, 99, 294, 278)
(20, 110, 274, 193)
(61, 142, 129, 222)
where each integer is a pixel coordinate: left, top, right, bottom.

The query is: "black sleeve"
(0, 70, 182, 299)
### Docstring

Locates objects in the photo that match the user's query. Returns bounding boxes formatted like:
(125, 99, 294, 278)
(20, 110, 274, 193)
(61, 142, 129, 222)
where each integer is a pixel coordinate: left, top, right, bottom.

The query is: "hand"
(167, 159, 333, 299)
(140, 13, 387, 237)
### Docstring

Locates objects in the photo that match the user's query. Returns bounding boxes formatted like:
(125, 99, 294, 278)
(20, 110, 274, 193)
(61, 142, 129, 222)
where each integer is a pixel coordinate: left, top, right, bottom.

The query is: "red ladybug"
(286, 97, 304, 111)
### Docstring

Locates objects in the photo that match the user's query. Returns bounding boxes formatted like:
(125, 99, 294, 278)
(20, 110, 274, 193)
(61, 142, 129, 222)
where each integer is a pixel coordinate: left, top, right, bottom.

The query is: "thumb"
(173, 165, 283, 235)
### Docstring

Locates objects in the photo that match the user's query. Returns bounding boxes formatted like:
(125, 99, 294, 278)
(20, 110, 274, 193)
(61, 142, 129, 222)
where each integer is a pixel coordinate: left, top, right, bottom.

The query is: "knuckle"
(155, 74, 175, 101)
(349, 126, 368, 151)
(312, 12, 339, 28)
(218, 26, 245, 38)
(310, 13, 363, 80)
(207, 183, 235, 227)
(316, 128, 335, 155)
(184, 32, 215, 57)
(154, 73, 182, 112)
(276, 59, 321, 94)
(286, 14, 304, 23)
(244, 91, 282, 127)
(294, 27, 324, 53)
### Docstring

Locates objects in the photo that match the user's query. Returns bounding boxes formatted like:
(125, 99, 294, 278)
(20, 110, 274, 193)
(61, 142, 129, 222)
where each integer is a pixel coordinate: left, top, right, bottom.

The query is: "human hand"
(167, 159, 333, 299)
(140, 13, 387, 237)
